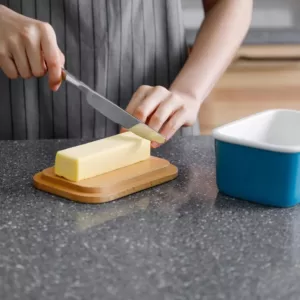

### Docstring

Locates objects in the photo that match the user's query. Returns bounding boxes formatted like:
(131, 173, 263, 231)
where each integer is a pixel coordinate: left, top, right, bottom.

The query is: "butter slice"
(54, 132, 150, 182)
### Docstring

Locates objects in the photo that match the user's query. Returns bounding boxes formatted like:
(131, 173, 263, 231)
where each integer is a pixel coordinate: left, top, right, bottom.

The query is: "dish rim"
(212, 109, 300, 153)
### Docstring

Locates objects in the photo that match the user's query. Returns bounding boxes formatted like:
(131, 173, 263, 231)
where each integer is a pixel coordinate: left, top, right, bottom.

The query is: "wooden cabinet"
(198, 45, 300, 135)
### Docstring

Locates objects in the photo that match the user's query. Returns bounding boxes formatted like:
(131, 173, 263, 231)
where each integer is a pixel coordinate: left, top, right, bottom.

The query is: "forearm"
(170, 0, 253, 105)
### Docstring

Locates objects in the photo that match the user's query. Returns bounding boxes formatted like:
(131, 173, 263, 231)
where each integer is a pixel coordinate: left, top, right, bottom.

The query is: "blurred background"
(183, 0, 300, 134)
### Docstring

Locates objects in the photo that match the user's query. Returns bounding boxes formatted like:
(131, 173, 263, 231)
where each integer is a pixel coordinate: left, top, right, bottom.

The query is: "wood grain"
(198, 45, 300, 135)
(33, 156, 178, 204)
(236, 45, 300, 59)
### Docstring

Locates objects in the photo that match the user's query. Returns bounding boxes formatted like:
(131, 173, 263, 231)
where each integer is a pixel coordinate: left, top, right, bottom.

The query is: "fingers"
(120, 127, 128, 134)
(150, 107, 185, 149)
(159, 108, 187, 142)
(0, 14, 63, 89)
(126, 85, 152, 117)
(40, 23, 63, 91)
(125, 85, 184, 148)
(132, 86, 170, 122)
(9, 41, 32, 79)
(59, 50, 65, 67)
(123, 85, 197, 148)
(24, 27, 46, 77)
(122, 85, 151, 132)
(147, 95, 181, 132)
(0, 55, 18, 79)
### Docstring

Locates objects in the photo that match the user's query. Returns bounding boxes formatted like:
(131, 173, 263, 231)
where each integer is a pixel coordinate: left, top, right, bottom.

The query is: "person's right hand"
(0, 5, 65, 91)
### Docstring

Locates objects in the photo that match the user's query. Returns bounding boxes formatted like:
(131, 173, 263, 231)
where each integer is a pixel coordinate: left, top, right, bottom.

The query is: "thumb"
(59, 51, 65, 67)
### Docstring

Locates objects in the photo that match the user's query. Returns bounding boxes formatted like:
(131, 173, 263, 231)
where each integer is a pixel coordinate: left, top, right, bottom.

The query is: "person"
(0, 0, 252, 147)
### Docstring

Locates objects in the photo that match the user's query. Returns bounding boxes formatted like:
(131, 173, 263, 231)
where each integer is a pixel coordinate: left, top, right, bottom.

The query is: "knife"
(61, 68, 166, 144)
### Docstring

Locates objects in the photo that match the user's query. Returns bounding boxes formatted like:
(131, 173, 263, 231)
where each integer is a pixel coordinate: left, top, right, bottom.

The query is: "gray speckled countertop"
(1, 136, 300, 300)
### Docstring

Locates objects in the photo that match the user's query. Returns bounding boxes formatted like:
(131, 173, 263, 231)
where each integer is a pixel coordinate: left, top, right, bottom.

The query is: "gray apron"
(0, 0, 199, 140)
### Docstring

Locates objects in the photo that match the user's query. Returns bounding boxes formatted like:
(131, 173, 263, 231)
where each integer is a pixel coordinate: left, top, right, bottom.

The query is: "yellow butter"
(54, 132, 151, 182)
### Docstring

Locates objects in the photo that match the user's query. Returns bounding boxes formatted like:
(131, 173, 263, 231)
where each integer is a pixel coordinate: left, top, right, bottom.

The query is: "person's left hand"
(123, 85, 200, 148)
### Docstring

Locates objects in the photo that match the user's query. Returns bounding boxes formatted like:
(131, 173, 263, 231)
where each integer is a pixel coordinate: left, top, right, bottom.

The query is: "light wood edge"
(33, 164, 178, 204)
(236, 45, 300, 59)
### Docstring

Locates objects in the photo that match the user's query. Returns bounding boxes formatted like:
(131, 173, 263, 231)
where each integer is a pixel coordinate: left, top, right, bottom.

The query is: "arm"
(170, 0, 253, 103)
(125, 0, 253, 147)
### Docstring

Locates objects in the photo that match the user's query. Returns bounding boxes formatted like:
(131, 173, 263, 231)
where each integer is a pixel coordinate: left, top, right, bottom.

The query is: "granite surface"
(1, 136, 300, 300)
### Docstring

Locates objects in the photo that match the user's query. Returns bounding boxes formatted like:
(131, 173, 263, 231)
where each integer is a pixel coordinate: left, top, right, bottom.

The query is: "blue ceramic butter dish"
(212, 109, 300, 208)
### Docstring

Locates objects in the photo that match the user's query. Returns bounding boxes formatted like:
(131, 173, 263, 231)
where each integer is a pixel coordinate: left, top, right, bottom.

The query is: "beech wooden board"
(33, 156, 178, 204)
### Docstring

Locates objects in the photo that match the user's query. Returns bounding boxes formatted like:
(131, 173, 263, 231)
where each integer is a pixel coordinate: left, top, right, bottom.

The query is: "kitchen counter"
(186, 28, 300, 47)
(1, 136, 300, 300)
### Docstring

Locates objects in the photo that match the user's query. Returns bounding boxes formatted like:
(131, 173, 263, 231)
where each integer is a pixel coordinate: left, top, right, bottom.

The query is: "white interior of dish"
(212, 109, 300, 153)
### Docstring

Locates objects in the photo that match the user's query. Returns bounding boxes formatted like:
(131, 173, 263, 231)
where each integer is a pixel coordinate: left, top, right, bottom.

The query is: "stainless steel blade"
(61, 69, 165, 144)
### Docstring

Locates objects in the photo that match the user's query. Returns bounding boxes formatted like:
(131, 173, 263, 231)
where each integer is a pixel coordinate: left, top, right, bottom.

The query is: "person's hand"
(0, 5, 64, 91)
(124, 85, 200, 148)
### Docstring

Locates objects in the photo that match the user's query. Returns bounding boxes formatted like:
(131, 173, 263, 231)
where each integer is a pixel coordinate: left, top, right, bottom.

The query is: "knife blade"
(61, 68, 165, 144)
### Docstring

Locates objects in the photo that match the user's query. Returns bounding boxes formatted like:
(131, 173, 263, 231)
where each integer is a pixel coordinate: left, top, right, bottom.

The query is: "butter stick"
(54, 132, 150, 182)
